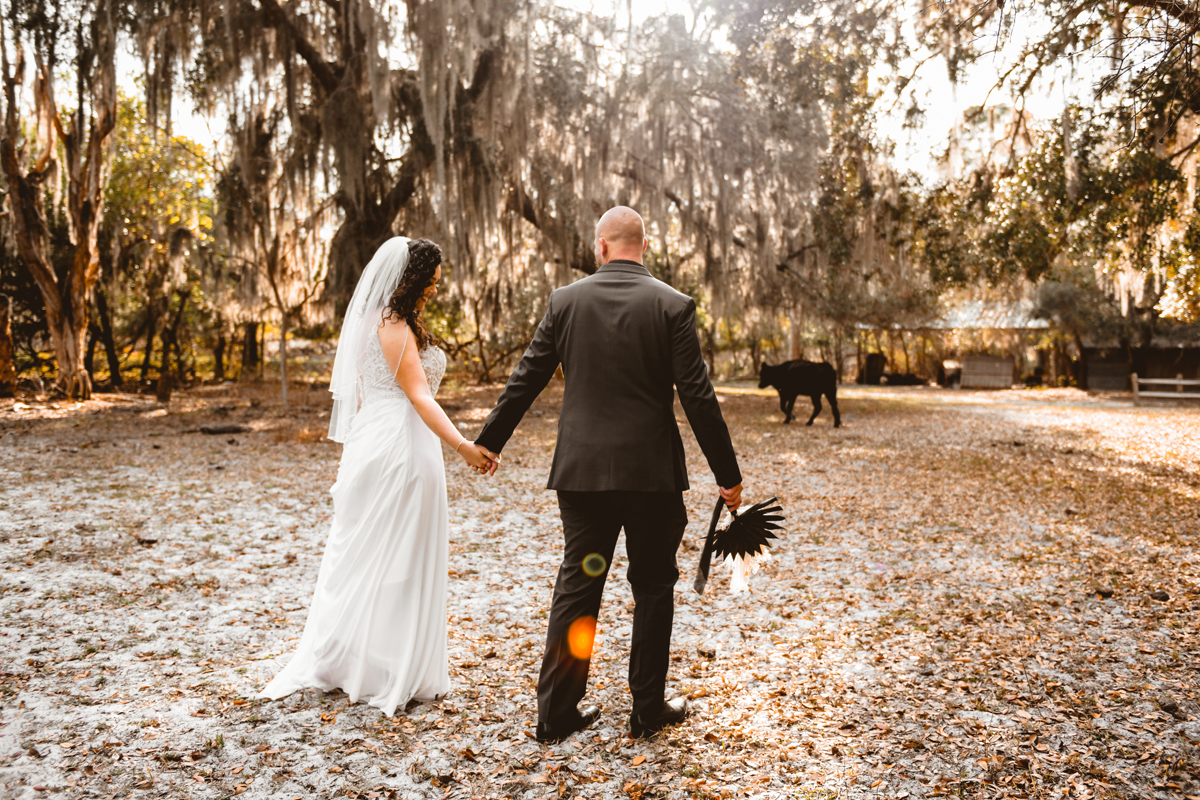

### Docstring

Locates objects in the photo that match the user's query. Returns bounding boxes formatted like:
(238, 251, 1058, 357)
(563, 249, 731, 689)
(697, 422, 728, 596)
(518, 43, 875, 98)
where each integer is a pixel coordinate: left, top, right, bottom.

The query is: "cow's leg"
(777, 395, 796, 424)
(785, 395, 798, 424)
(828, 391, 841, 428)
(806, 394, 822, 426)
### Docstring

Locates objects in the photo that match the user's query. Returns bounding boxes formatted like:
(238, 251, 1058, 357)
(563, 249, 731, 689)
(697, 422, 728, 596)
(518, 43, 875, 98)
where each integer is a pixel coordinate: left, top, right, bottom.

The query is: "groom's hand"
(470, 444, 500, 476)
(719, 483, 743, 512)
(461, 443, 496, 474)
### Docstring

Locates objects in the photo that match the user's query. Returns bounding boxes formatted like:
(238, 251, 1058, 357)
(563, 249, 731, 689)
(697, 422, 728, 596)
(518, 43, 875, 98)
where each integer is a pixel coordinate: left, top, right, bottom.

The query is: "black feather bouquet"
(694, 496, 785, 595)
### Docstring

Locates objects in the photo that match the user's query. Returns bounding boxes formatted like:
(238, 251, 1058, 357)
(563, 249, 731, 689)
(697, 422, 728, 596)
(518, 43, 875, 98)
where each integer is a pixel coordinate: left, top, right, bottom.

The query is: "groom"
(475, 206, 743, 741)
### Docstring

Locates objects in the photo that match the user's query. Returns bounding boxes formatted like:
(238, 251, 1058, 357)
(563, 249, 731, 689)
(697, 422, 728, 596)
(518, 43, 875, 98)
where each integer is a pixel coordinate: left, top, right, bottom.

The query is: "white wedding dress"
(260, 331, 450, 716)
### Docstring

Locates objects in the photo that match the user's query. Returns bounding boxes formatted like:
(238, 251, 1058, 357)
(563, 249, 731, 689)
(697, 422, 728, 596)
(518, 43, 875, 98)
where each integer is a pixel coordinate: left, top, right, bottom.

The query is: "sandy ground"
(0, 381, 1198, 800)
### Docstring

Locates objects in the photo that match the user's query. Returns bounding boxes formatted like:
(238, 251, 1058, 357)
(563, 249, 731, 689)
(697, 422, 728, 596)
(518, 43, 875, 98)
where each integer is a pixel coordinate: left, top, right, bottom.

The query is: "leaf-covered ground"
(1, 381, 1198, 800)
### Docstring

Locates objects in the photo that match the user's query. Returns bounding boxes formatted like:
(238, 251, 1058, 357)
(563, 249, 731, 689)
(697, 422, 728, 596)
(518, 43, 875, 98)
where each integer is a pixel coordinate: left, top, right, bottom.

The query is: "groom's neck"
(605, 252, 643, 265)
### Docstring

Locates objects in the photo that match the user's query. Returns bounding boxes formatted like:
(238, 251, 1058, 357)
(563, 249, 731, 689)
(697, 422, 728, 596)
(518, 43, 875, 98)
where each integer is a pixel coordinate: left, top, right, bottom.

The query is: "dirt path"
(1, 383, 1197, 799)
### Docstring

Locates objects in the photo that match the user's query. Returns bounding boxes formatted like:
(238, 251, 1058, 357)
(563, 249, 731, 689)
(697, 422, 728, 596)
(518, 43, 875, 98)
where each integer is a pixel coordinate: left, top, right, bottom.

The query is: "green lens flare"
(582, 553, 607, 577)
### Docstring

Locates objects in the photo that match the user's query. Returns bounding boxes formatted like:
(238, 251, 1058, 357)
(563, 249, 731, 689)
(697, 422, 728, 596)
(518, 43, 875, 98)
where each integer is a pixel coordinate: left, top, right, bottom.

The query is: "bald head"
(594, 206, 648, 266)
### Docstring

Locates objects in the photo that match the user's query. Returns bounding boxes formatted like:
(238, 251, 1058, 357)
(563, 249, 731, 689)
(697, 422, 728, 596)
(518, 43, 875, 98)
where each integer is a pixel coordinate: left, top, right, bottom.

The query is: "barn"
(854, 300, 1050, 388)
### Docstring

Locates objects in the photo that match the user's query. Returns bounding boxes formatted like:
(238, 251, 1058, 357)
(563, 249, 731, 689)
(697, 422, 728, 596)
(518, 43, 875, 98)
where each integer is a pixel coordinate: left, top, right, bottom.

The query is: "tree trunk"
(156, 297, 180, 401)
(125, 310, 149, 381)
(85, 324, 99, 383)
(95, 288, 122, 388)
(168, 288, 190, 383)
(474, 334, 494, 384)
(214, 332, 227, 382)
(140, 303, 158, 384)
(0, 295, 16, 396)
(241, 322, 260, 378)
(0, 125, 96, 399)
(155, 370, 172, 403)
(0, 0, 118, 400)
(52, 323, 91, 400)
(855, 332, 863, 383)
(280, 314, 289, 409)
(1073, 332, 1088, 389)
(833, 328, 844, 383)
(158, 324, 172, 388)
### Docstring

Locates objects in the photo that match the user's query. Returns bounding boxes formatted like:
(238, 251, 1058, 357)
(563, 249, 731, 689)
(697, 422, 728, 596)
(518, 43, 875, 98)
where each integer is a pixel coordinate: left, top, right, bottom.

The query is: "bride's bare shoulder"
(377, 319, 418, 369)
(377, 317, 415, 345)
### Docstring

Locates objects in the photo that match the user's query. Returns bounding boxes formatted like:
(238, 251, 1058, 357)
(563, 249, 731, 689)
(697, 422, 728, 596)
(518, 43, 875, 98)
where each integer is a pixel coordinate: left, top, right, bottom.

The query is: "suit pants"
(538, 490, 688, 725)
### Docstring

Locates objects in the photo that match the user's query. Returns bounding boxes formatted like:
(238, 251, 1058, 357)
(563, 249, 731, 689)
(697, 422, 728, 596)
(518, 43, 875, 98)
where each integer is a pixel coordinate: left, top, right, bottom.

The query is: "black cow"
(758, 359, 841, 427)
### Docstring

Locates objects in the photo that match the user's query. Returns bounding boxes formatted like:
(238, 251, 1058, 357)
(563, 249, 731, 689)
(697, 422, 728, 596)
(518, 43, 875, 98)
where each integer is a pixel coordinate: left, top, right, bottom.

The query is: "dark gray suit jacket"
(475, 260, 741, 492)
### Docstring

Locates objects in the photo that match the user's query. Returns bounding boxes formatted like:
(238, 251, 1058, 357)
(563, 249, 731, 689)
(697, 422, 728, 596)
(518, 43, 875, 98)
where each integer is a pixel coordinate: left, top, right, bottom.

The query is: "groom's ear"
(641, 237, 648, 254)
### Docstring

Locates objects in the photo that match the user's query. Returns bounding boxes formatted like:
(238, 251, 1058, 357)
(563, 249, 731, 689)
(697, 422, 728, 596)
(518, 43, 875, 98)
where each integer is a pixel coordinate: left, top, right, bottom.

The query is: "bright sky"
(115, 0, 1086, 181)
(582, 0, 1089, 178)
(880, 5, 1096, 179)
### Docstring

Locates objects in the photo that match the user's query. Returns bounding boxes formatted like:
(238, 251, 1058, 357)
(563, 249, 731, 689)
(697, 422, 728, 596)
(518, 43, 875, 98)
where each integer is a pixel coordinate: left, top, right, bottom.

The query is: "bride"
(259, 236, 495, 716)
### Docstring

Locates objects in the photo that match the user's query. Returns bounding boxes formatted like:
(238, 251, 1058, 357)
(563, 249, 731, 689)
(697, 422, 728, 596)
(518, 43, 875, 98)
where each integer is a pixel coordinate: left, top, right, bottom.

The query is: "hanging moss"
(118, 0, 924, 360)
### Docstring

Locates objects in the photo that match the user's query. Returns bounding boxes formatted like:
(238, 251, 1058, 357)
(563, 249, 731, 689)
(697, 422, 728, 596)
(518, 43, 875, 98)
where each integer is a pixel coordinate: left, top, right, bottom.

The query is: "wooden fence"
(961, 355, 1014, 389)
(1131, 373, 1200, 405)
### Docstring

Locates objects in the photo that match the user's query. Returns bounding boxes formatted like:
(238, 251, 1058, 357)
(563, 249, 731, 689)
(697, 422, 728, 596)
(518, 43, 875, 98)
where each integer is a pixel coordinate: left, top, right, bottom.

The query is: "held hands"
(458, 440, 500, 476)
(719, 483, 743, 512)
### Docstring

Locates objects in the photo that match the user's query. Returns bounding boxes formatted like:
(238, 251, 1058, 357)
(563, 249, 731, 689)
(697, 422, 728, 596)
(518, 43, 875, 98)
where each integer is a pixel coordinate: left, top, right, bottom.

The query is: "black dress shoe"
(536, 703, 601, 743)
(630, 696, 688, 738)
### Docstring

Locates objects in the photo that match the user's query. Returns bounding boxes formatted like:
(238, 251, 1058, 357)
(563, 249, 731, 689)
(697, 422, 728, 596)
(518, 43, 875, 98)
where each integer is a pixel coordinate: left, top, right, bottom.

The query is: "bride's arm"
(379, 321, 493, 470)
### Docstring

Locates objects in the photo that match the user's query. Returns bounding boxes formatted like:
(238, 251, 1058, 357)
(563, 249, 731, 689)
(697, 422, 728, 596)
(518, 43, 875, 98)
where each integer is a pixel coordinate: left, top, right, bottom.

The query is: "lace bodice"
(360, 330, 446, 403)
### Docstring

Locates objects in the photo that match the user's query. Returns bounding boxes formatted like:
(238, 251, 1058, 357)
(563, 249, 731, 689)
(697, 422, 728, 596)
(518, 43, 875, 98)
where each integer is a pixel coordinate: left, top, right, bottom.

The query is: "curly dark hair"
(384, 238, 443, 350)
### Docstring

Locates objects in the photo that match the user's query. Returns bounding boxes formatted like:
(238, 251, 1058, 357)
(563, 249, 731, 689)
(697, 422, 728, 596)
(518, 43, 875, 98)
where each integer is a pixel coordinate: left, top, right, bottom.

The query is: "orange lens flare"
(567, 616, 597, 661)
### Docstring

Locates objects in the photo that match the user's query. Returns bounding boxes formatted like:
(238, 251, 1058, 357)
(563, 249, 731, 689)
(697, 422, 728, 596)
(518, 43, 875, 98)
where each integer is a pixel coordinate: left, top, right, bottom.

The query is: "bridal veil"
(327, 236, 411, 443)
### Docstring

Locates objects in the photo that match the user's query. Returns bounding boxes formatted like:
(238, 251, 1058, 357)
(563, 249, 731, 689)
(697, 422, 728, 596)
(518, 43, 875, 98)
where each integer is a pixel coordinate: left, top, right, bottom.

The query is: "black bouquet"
(694, 495, 785, 595)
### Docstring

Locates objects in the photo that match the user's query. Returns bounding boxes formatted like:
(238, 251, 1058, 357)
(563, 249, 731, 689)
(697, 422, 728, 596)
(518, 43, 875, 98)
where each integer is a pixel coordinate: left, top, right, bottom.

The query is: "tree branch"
(780, 243, 820, 262)
(1125, 0, 1200, 29)
(256, 0, 341, 93)
(508, 188, 539, 228)
(1168, 129, 1200, 160)
(381, 139, 436, 221)
(0, 32, 62, 323)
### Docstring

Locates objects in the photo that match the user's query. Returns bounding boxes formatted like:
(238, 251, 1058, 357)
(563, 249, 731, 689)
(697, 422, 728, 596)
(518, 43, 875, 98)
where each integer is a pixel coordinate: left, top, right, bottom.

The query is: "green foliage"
(94, 93, 225, 383)
(913, 99, 1198, 343)
(912, 178, 984, 287)
(105, 92, 216, 255)
(1033, 278, 1125, 343)
(715, 0, 941, 337)
(1161, 212, 1200, 322)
